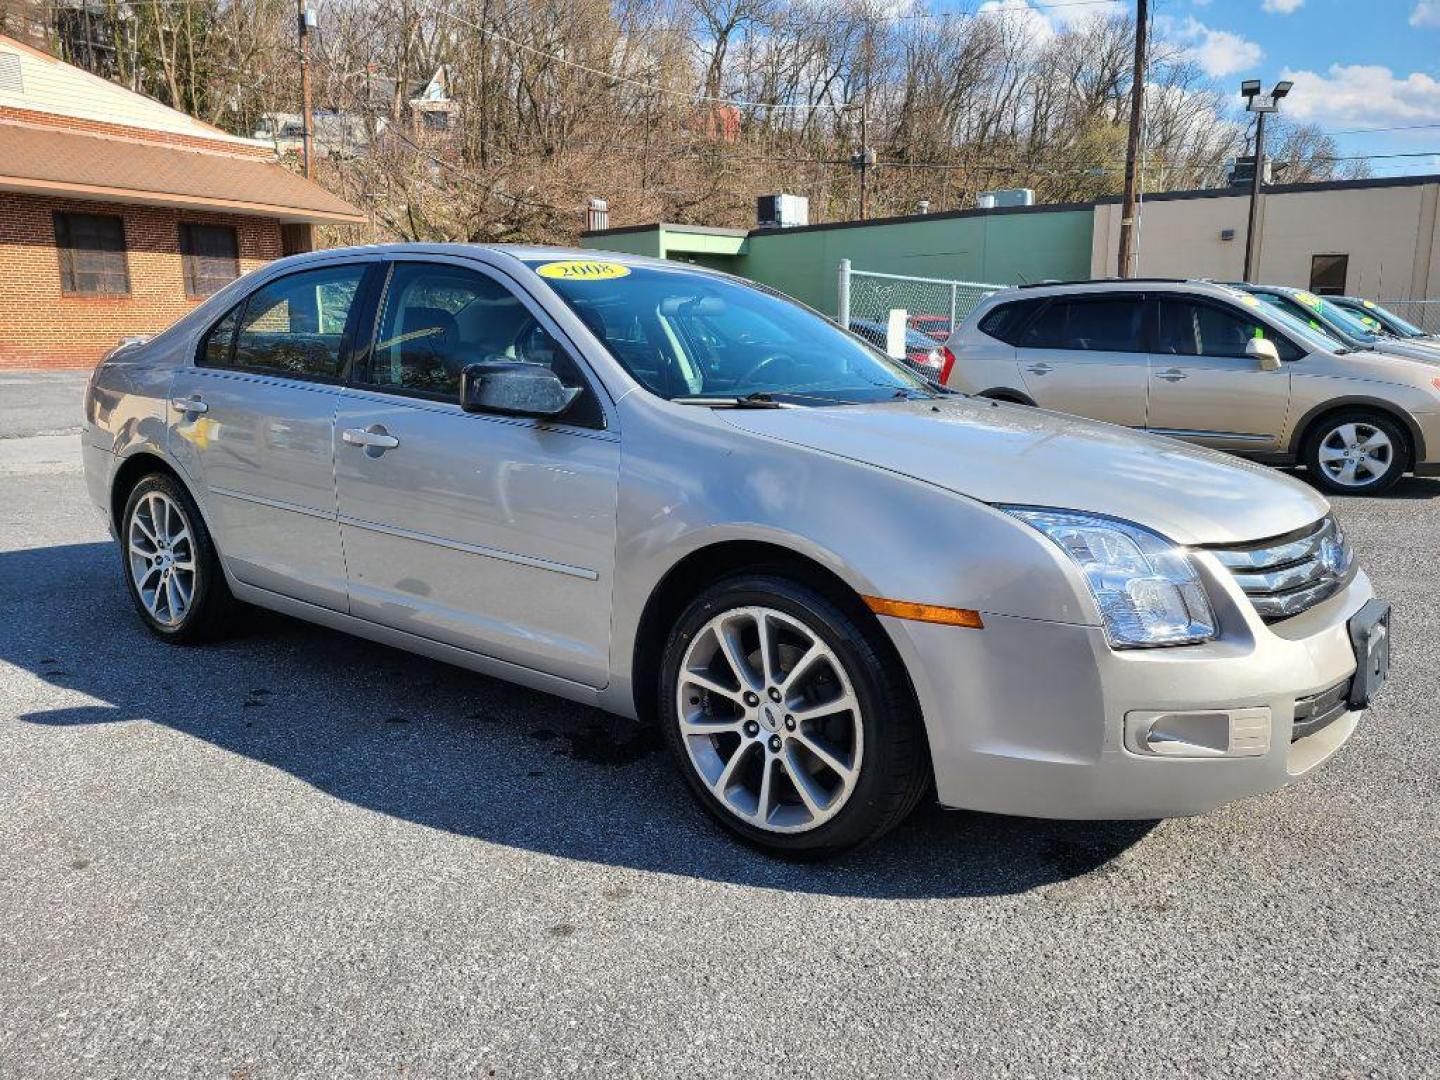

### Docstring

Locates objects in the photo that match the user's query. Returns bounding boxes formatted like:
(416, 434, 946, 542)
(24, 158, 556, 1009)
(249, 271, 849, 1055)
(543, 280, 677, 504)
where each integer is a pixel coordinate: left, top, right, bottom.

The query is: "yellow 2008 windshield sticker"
(1296, 290, 1322, 308)
(537, 260, 630, 281)
(1241, 294, 1261, 307)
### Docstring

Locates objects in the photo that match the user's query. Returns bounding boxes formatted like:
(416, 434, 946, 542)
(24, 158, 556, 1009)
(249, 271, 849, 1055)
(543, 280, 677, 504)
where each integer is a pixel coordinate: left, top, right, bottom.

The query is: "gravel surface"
(0, 386, 1436, 1078)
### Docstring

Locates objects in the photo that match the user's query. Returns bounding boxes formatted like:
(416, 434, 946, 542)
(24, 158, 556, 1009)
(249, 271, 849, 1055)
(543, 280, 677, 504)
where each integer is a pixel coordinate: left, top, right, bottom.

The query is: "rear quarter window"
(977, 299, 1043, 345)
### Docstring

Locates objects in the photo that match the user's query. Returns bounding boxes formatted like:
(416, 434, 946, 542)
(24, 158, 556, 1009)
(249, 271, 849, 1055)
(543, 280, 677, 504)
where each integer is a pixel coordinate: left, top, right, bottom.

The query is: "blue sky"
(978, 0, 1440, 174)
(1174, 0, 1440, 172)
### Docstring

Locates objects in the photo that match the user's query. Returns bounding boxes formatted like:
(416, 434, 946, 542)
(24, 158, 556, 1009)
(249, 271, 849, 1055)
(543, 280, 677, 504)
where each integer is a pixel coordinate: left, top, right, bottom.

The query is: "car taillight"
(934, 346, 956, 385)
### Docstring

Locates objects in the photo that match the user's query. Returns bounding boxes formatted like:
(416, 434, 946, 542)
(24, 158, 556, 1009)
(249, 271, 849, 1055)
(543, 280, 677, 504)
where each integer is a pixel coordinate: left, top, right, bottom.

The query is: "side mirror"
(459, 361, 581, 419)
(1246, 337, 1282, 371)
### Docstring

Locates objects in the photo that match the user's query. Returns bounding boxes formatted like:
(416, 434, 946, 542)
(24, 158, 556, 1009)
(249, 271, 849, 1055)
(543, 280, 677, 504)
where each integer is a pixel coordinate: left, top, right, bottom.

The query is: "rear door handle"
(1155, 368, 1188, 382)
(1026, 363, 1054, 375)
(170, 396, 209, 414)
(342, 427, 400, 450)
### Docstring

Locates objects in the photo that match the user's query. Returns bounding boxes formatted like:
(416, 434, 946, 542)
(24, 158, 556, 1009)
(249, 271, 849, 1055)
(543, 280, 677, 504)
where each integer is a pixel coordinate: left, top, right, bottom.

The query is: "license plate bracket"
(1347, 599, 1391, 709)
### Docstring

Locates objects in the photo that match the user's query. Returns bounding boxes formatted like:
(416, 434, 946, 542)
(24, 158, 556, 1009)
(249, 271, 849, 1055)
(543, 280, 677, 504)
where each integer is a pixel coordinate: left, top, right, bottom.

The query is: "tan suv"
(943, 279, 1440, 494)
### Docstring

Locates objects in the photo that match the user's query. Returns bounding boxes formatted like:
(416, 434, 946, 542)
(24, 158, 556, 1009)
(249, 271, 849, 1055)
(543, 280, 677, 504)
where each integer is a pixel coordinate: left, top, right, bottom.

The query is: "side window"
(232, 264, 365, 379)
(367, 262, 602, 427)
(198, 305, 241, 368)
(1157, 300, 1302, 363)
(1020, 297, 1144, 352)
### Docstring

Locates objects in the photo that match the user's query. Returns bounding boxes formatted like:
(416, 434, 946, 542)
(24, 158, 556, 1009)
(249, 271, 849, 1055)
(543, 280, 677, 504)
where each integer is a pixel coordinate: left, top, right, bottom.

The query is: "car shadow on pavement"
(4, 541, 1155, 900)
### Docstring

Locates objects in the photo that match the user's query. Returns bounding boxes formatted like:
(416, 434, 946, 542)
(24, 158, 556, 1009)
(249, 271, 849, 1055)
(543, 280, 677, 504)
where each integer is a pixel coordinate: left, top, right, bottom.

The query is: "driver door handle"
(1026, 363, 1053, 376)
(342, 427, 400, 450)
(171, 396, 209, 415)
(1155, 368, 1188, 382)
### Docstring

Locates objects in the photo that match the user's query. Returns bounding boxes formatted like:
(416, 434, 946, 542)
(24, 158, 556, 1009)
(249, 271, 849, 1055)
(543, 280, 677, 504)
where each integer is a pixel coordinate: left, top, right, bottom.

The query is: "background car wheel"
(121, 473, 239, 642)
(1304, 410, 1408, 496)
(659, 573, 930, 857)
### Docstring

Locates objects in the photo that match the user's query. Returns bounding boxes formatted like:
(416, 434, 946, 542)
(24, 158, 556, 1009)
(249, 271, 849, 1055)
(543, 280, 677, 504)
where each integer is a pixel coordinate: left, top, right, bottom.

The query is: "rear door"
(1146, 296, 1294, 450)
(332, 256, 619, 688)
(168, 260, 375, 610)
(1014, 293, 1150, 427)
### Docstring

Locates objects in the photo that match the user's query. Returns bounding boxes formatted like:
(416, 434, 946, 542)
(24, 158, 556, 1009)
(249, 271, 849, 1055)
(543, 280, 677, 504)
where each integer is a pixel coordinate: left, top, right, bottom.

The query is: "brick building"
(0, 34, 366, 369)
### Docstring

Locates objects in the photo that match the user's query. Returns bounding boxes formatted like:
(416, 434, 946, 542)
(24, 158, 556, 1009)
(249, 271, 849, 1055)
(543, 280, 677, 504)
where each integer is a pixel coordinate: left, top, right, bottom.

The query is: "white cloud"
(1261, 0, 1303, 14)
(1412, 1, 1440, 28)
(1159, 16, 1264, 78)
(1280, 63, 1440, 128)
(976, 0, 1057, 44)
(975, 0, 1126, 42)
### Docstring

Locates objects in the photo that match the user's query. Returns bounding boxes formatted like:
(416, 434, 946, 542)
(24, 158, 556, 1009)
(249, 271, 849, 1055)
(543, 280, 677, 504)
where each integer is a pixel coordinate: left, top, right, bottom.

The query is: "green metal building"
(579, 202, 1097, 313)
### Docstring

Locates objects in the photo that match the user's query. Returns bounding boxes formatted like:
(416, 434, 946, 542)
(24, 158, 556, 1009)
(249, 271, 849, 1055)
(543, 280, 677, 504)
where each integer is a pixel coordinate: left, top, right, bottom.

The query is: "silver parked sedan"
(82, 246, 1391, 856)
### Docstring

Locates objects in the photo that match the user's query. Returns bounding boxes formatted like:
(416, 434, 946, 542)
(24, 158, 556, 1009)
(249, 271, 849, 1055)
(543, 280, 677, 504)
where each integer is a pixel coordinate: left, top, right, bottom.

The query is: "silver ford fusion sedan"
(81, 245, 1391, 856)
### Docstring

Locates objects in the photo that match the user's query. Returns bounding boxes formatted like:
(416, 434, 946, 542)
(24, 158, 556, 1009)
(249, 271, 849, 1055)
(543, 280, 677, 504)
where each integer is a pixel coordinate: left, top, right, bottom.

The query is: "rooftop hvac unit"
(757, 193, 809, 229)
(976, 188, 1036, 209)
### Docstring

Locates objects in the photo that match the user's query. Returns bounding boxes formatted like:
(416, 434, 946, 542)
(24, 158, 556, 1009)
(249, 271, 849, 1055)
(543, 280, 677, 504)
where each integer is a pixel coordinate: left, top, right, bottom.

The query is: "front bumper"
(885, 568, 1376, 820)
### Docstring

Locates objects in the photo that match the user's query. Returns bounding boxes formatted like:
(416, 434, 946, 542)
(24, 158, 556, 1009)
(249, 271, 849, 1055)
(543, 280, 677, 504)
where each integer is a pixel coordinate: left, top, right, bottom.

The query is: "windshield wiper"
(672, 392, 785, 409)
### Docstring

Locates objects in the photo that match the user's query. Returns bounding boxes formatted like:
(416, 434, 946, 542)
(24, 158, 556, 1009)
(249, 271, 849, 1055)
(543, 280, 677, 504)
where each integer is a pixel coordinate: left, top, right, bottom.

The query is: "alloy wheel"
(1317, 422, 1394, 489)
(674, 605, 864, 833)
(127, 491, 197, 627)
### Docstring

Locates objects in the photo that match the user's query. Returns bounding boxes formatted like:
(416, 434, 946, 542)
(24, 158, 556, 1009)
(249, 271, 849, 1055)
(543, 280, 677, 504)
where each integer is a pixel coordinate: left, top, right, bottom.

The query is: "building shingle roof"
(0, 121, 366, 224)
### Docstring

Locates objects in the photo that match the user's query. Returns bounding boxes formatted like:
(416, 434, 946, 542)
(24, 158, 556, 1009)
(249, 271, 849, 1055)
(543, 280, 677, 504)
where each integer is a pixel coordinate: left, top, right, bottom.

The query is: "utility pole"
(297, 0, 315, 179)
(1116, 0, 1148, 278)
(859, 17, 875, 222)
(859, 96, 869, 220)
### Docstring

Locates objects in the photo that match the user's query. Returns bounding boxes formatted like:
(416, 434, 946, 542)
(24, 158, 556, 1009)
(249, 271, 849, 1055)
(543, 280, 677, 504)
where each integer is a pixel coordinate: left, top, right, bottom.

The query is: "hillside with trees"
(1, 0, 1367, 244)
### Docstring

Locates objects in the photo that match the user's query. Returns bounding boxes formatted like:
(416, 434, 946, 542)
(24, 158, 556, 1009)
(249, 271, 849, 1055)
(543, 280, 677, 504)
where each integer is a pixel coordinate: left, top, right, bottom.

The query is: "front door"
(167, 260, 371, 610)
(1146, 297, 1294, 451)
(332, 258, 619, 688)
(1014, 293, 1150, 427)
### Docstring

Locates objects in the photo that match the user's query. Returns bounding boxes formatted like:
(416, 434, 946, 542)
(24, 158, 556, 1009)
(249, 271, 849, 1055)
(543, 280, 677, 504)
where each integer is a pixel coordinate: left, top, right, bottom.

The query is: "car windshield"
(1219, 288, 1343, 354)
(526, 260, 932, 403)
(1343, 299, 1426, 338)
(1269, 290, 1384, 346)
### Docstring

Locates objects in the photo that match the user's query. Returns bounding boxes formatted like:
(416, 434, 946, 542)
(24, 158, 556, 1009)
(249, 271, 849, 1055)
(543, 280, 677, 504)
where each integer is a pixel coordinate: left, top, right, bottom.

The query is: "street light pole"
(1116, 0, 1148, 279)
(1240, 78, 1292, 283)
(1242, 109, 1267, 283)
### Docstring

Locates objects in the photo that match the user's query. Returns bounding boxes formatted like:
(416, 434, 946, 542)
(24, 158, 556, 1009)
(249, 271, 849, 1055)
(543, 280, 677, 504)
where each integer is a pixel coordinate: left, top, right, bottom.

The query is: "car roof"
(981, 278, 1249, 302)
(256, 241, 723, 278)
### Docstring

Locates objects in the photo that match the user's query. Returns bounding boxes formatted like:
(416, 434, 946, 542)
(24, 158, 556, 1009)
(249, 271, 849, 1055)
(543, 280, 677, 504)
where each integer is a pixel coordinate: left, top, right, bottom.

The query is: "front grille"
(1206, 515, 1356, 622)
(1292, 678, 1352, 741)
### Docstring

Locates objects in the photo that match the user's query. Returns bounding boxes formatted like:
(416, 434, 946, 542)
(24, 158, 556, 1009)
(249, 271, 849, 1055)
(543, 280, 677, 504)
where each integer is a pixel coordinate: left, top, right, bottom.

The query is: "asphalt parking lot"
(1, 369, 1437, 1078)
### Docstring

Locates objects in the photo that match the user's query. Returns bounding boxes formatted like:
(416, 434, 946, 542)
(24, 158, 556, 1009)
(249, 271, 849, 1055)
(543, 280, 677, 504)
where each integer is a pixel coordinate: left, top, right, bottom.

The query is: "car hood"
(1375, 339, 1440, 364)
(717, 397, 1329, 545)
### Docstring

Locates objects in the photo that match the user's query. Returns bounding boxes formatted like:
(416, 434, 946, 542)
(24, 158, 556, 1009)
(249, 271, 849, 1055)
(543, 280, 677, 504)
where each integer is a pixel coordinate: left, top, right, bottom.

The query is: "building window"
(54, 212, 129, 296)
(1310, 254, 1349, 296)
(180, 224, 241, 297)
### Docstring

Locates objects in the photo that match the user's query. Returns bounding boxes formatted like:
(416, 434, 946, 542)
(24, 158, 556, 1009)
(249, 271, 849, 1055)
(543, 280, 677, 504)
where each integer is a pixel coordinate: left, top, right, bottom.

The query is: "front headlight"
(1001, 507, 1217, 648)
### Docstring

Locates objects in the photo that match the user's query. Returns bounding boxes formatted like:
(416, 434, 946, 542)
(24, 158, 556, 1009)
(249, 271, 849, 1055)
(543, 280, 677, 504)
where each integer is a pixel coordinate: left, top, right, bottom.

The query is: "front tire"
(659, 573, 930, 857)
(120, 473, 238, 642)
(1303, 410, 1408, 495)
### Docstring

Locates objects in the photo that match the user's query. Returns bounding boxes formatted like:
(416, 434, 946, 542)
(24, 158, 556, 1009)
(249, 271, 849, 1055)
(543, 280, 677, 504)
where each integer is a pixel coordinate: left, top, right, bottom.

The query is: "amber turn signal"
(862, 596, 984, 628)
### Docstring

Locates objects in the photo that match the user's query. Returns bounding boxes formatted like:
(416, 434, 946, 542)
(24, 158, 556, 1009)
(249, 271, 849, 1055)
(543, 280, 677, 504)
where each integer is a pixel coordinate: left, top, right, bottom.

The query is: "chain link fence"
(837, 261, 1002, 349)
(1374, 299, 1440, 336)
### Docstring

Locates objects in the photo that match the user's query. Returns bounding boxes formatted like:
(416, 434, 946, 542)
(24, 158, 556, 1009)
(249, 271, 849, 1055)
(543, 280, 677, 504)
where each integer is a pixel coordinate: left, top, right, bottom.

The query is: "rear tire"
(659, 573, 930, 858)
(1303, 410, 1408, 496)
(120, 473, 239, 642)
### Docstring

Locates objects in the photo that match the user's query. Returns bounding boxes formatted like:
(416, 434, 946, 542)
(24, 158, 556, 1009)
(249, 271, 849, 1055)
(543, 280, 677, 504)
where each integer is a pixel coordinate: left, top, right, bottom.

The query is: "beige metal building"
(1092, 176, 1440, 310)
